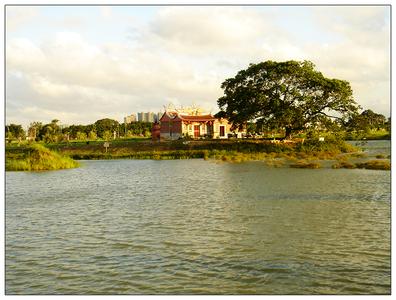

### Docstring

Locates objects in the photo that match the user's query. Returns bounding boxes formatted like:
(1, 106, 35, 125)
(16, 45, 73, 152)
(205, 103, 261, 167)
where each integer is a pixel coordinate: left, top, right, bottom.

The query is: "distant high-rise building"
(135, 111, 163, 122)
(124, 113, 137, 124)
(148, 112, 156, 122)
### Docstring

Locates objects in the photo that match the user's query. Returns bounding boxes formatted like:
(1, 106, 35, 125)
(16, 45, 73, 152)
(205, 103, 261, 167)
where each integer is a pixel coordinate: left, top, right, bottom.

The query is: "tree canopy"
(94, 118, 120, 138)
(347, 109, 387, 133)
(217, 60, 360, 138)
(6, 124, 25, 141)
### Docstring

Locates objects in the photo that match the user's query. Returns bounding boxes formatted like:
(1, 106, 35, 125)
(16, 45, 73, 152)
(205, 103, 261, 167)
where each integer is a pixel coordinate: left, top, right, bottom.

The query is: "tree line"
(5, 60, 391, 143)
(245, 109, 389, 137)
(5, 118, 153, 143)
(6, 108, 389, 143)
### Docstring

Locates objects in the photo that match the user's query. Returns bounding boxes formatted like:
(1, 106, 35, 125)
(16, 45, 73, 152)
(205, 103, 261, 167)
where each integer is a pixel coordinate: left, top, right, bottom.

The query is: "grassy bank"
(5, 139, 390, 171)
(6, 139, 356, 161)
(46, 138, 355, 161)
(6, 144, 79, 171)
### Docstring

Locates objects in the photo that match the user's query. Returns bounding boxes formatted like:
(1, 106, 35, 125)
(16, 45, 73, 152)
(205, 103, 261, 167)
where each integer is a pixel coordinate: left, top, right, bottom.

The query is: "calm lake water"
(6, 141, 391, 295)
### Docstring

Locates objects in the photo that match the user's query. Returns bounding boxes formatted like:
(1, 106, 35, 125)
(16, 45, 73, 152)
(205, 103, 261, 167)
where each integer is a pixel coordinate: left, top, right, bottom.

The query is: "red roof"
(179, 114, 216, 122)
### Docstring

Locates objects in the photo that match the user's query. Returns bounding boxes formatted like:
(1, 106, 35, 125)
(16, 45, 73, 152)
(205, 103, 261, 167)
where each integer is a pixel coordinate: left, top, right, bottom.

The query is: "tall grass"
(290, 160, 321, 169)
(6, 144, 79, 171)
(6, 139, 361, 168)
(356, 160, 391, 170)
(332, 160, 390, 170)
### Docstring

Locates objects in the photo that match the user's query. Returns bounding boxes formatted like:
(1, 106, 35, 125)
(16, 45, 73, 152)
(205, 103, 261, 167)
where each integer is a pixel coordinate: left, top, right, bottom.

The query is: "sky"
(5, 5, 391, 128)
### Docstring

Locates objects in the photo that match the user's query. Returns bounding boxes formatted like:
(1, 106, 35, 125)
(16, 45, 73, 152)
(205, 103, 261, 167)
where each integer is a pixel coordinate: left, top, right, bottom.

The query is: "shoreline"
(5, 139, 390, 171)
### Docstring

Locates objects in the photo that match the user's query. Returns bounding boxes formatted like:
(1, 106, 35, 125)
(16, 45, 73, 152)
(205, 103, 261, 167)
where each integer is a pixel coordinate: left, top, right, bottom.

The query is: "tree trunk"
(285, 127, 292, 140)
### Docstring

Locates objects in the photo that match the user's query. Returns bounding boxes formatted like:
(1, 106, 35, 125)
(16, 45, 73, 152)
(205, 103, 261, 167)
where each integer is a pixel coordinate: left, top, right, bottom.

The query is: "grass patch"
(346, 152, 368, 159)
(290, 160, 321, 169)
(332, 161, 356, 169)
(6, 144, 79, 171)
(5, 139, 361, 167)
(355, 160, 391, 170)
(265, 158, 285, 168)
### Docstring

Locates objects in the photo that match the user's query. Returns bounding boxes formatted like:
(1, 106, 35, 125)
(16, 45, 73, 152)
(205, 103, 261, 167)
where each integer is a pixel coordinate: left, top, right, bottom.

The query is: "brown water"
(5, 141, 391, 294)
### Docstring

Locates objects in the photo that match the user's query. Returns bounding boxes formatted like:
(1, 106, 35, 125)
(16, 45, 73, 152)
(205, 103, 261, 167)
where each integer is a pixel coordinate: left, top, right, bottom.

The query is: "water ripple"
(6, 158, 390, 295)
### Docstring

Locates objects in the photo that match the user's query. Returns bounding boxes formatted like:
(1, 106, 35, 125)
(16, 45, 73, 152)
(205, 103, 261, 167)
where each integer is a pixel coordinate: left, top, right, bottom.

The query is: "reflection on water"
(6, 146, 390, 294)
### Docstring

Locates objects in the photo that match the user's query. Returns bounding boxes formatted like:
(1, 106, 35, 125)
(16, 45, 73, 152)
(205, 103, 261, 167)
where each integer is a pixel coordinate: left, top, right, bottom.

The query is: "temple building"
(159, 108, 246, 140)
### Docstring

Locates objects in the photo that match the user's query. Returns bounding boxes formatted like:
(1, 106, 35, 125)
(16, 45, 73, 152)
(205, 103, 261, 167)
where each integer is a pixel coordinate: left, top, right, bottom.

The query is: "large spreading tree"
(217, 60, 360, 138)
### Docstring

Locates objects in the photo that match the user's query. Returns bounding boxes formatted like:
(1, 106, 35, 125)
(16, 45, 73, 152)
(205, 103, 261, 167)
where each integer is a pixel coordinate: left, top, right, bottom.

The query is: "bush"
(296, 136, 357, 154)
(6, 144, 79, 171)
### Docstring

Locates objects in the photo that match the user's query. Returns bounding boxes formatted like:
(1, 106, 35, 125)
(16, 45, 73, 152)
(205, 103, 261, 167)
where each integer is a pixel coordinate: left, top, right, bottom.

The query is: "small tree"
(6, 124, 25, 142)
(88, 131, 97, 140)
(94, 118, 120, 138)
(76, 131, 87, 141)
(28, 122, 42, 141)
(103, 130, 112, 141)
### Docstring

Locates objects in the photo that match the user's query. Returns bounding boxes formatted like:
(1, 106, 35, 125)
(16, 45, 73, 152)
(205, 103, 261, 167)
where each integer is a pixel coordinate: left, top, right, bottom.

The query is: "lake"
(5, 141, 391, 294)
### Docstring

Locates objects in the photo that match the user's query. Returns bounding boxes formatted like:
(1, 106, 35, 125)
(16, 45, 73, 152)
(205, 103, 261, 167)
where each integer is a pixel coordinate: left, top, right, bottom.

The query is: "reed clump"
(290, 160, 321, 169)
(332, 161, 356, 169)
(265, 158, 285, 168)
(355, 160, 391, 170)
(348, 152, 367, 158)
(6, 144, 79, 171)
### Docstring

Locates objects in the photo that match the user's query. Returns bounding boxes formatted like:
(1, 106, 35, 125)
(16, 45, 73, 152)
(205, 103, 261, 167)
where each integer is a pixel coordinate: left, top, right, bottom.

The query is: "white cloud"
(99, 6, 113, 20)
(6, 6, 38, 31)
(5, 6, 391, 127)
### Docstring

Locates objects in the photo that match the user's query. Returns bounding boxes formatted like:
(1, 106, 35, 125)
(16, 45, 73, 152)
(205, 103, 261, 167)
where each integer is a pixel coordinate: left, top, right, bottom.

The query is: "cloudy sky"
(6, 5, 390, 127)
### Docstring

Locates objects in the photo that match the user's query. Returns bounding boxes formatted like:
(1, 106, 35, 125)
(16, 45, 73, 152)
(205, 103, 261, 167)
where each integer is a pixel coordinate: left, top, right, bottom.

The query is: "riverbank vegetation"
(5, 60, 390, 171)
(6, 144, 79, 171)
(332, 160, 391, 170)
(5, 137, 390, 171)
(6, 133, 392, 172)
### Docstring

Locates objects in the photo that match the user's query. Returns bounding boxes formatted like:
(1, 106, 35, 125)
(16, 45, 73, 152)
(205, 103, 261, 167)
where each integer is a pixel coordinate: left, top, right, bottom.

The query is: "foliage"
(122, 122, 153, 136)
(76, 131, 87, 141)
(94, 118, 120, 138)
(34, 119, 63, 142)
(217, 60, 360, 138)
(6, 124, 25, 142)
(296, 135, 357, 153)
(62, 124, 95, 140)
(88, 131, 97, 140)
(28, 122, 43, 141)
(23, 118, 154, 142)
(347, 109, 386, 132)
(103, 130, 112, 141)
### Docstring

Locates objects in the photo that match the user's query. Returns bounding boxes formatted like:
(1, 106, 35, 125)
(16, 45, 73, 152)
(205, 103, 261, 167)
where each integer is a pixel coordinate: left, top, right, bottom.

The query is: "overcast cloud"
(5, 5, 390, 127)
